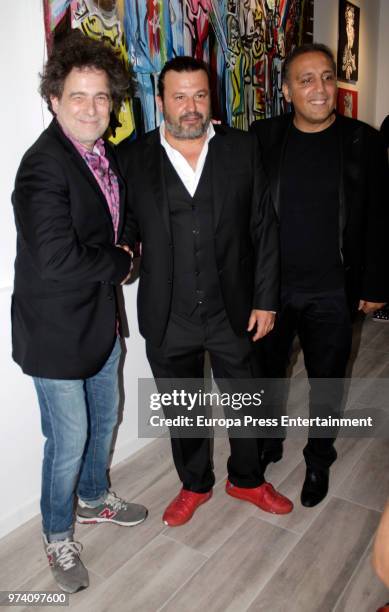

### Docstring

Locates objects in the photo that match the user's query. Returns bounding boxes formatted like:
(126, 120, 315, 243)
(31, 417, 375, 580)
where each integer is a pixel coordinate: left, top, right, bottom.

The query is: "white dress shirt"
(159, 121, 215, 197)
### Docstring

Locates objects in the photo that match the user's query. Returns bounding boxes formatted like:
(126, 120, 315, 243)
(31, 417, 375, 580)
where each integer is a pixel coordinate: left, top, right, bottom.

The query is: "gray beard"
(165, 116, 210, 140)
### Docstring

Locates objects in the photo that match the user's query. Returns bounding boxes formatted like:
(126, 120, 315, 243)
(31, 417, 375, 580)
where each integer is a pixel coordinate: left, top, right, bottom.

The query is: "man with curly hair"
(11, 31, 147, 593)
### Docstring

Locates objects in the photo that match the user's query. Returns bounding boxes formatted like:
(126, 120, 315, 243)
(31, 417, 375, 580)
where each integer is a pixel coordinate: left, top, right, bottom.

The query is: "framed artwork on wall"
(337, 0, 359, 83)
(337, 87, 358, 118)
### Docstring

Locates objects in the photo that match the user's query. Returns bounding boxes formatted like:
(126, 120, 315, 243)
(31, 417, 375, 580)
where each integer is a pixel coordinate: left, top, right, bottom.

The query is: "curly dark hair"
(40, 29, 134, 113)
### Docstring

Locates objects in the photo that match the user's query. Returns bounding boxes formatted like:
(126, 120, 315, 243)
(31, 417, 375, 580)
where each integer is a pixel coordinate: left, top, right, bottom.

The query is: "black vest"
(163, 151, 225, 320)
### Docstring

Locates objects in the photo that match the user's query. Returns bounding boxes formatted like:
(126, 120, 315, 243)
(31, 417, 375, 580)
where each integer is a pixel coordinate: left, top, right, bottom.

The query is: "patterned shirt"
(62, 125, 120, 242)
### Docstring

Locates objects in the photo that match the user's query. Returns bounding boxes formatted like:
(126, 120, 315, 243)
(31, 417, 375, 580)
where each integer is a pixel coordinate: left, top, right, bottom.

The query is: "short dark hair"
(283, 43, 336, 83)
(157, 56, 210, 99)
(40, 29, 133, 113)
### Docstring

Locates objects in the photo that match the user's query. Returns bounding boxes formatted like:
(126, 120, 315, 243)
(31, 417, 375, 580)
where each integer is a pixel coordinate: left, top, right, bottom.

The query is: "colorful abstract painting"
(43, 0, 71, 53)
(43, 0, 313, 142)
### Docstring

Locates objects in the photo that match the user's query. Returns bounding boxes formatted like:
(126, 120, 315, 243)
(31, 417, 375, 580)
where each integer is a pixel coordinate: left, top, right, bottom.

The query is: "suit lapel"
(145, 131, 172, 240)
(337, 114, 362, 233)
(106, 144, 126, 236)
(266, 145, 282, 217)
(209, 129, 233, 230)
(49, 120, 116, 232)
(271, 116, 293, 218)
(335, 117, 347, 247)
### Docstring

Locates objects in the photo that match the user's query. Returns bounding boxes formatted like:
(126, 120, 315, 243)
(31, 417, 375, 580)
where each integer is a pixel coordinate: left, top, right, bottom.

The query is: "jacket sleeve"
(249, 135, 280, 311)
(360, 128, 389, 302)
(12, 152, 132, 284)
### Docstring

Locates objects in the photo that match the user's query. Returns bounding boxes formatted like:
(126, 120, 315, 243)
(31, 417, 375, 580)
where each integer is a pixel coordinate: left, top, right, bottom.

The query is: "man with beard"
(119, 56, 293, 526)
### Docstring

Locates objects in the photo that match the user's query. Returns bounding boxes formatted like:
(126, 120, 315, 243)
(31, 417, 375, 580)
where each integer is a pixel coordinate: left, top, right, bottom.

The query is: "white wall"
(0, 0, 49, 288)
(375, 0, 389, 128)
(0, 0, 152, 539)
(314, 0, 381, 127)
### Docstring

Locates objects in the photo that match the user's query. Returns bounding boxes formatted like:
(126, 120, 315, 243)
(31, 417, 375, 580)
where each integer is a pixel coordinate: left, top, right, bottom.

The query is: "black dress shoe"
(300, 467, 329, 507)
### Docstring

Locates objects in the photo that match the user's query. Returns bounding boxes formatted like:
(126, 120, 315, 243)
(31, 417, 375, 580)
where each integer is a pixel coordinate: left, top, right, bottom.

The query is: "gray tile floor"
(1, 315, 388, 612)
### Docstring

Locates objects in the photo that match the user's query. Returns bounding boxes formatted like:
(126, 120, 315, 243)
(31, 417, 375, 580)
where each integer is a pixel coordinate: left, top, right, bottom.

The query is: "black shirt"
(280, 120, 343, 291)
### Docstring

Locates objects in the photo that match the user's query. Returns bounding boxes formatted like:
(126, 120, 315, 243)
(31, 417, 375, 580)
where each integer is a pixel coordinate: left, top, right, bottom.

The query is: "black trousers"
(146, 309, 265, 492)
(258, 287, 353, 471)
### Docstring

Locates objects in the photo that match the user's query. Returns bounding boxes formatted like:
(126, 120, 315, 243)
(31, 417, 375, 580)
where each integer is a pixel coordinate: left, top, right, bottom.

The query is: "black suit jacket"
(118, 125, 279, 346)
(250, 113, 389, 307)
(12, 119, 132, 378)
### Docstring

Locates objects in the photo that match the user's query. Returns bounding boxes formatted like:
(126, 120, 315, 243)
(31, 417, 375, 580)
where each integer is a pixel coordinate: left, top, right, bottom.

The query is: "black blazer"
(250, 113, 389, 307)
(12, 119, 132, 378)
(118, 125, 279, 347)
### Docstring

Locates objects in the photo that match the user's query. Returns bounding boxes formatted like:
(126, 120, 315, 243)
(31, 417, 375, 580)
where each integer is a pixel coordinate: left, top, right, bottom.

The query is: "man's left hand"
(247, 309, 275, 341)
(358, 300, 387, 314)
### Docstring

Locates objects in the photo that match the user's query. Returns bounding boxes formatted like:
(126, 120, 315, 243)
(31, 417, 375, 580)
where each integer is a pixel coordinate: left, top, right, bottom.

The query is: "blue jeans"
(33, 337, 121, 541)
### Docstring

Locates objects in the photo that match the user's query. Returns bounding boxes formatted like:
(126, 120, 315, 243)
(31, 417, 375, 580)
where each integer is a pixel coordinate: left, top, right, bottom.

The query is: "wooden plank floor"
(1, 315, 388, 612)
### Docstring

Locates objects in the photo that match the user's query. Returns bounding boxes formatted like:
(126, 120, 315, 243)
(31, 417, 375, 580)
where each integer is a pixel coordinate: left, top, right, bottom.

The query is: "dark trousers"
(258, 287, 353, 471)
(146, 309, 265, 492)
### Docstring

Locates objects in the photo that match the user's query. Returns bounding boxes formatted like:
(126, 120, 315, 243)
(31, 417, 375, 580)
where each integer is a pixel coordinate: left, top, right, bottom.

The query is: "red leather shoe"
(377, 605, 389, 612)
(226, 480, 293, 514)
(163, 488, 212, 526)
